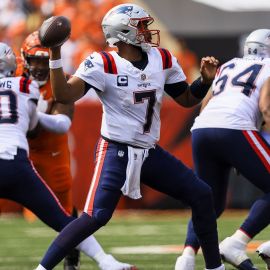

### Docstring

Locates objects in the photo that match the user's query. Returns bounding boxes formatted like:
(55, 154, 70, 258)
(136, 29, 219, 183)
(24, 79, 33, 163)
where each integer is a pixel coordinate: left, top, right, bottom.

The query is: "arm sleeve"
(36, 94, 48, 112)
(164, 81, 189, 98)
(27, 80, 40, 131)
(28, 100, 39, 131)
(37, 112, 72, 134)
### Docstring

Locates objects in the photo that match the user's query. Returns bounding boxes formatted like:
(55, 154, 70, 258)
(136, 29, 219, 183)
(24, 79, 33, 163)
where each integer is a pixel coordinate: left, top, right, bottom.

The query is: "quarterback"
(20, 31, 136, 270)
(0, 42, 130, 269)
(35, 3, 224, 270)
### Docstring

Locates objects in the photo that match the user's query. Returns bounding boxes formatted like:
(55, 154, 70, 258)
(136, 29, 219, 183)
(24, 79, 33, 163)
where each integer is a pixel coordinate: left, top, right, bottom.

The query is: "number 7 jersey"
(74, 48, 186, 148)
(192, 57, 270, 131)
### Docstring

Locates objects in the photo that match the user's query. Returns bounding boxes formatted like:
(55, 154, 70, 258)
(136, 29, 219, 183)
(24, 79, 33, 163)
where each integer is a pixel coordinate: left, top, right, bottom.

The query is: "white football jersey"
(0, 76, 39, 155)
(192, 57, 270, 131)
(75, 47, 186, 148)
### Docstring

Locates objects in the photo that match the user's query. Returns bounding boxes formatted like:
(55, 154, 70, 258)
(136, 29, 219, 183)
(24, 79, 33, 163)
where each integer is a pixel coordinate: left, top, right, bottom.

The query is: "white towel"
(121, 146, 149, 199)
(0, 145, 18, 160)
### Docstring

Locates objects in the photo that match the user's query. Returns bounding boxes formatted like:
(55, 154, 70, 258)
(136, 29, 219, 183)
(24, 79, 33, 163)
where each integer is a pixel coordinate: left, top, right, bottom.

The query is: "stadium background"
(0, 0, 268, 213)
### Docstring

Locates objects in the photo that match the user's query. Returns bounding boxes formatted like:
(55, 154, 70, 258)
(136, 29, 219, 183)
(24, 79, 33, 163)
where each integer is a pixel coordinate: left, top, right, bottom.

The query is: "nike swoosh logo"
(52, 151, 61, 157)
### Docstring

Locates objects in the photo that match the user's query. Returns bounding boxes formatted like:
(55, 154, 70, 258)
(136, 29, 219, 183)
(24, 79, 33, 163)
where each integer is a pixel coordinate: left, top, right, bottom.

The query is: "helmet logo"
(111, 5, 133, 17)
(4, 48, 12, 56)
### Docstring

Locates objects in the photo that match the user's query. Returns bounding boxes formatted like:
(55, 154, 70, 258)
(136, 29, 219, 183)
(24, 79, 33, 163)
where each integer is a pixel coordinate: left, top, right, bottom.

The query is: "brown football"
(39, 16, 71, 48)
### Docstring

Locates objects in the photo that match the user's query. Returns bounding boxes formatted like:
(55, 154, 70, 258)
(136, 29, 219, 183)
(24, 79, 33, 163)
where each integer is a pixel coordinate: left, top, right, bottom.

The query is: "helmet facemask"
(21, 31, 50, 86)
(130, 17, 160, 51)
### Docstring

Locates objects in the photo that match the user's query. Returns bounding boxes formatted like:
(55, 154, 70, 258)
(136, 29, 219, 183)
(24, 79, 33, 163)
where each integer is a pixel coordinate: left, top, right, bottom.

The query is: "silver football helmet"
(0, 42, 17, 79)
(101, 3, 160, 52)
(244, 29, 270, 59)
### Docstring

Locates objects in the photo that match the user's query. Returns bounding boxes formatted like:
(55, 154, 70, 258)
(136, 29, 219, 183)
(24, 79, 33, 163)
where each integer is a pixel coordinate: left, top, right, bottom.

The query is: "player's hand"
(200, 56, 219, 84)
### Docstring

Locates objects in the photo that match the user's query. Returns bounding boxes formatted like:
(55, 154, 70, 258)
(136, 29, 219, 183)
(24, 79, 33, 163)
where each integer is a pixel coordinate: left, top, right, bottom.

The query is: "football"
(39, 16, 71, 48)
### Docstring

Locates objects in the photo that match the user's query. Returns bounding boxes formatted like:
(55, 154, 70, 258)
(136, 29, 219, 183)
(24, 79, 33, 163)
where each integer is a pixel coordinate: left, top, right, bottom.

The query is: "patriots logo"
(84, 59, 94, 71)
(111, 6, 133, 17)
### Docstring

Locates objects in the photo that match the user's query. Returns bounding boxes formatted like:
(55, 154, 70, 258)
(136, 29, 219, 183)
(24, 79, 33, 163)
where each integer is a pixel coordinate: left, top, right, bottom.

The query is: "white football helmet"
(244, 29, 270, 59)
(101, 3, 160, 52)
(0, 42, 17, 79)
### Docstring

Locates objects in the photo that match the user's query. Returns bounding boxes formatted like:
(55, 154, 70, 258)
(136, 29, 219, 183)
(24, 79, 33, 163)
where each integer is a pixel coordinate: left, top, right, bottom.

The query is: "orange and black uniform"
(29, 80, 73, 214)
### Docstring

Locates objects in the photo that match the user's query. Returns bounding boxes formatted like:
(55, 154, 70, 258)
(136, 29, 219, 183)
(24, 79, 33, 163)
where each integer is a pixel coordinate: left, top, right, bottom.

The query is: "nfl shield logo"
(118, 150, 124, 157)
(141, 74, 146, 81)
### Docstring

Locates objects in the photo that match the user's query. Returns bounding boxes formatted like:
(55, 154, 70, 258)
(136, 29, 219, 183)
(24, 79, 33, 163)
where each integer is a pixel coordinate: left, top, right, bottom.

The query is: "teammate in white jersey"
(0, 42, 135, 270)
(35, 4, 225, 270)
(175, 29, 270, 270)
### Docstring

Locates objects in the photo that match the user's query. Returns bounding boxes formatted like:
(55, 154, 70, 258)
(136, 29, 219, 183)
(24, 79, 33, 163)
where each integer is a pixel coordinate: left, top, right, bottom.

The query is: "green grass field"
(0, 210, 269, 270)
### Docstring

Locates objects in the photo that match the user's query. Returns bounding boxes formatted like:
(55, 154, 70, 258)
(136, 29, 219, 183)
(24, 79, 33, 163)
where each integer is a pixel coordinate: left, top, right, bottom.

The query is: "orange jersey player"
(31, 80, 74, 214)
(21, 32, 74, 215)
(21, 31, 136, 270)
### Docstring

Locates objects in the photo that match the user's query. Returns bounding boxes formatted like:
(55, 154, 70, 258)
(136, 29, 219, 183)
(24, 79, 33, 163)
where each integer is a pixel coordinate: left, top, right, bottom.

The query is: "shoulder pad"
(98, 51, 118, 74)
(157, 48, 172, 69)
(19, 77, 40, 100)
(80, 52, 103, 71)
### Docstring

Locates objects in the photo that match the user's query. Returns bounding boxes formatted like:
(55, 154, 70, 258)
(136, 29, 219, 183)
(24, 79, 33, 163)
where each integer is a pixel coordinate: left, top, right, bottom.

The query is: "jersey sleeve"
(27, 99, 38, 131)
(18, 77, 40, 101)
(28, 80, 40, 101)
(166, 53, 187, 84)
(73, 52, 105, 92)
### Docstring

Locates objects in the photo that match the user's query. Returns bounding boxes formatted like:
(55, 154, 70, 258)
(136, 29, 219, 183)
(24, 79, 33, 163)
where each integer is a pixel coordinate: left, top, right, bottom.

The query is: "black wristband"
(190, 77, 211, 99)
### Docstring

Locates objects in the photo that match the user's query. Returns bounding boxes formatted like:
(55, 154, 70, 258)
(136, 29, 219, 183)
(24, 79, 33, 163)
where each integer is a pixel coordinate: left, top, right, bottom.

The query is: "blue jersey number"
(134, 90, 156, 133)
(0, 90, 18, 124)
(214, 63, 263, 97)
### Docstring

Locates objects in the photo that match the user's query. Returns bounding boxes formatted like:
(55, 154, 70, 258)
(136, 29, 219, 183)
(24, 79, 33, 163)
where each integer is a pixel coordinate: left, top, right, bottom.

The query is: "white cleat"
(219, 237, 257, 270)
(174, 255, 195, 270)
(98, 254, 137, 270)
(257, 241, 270, 270)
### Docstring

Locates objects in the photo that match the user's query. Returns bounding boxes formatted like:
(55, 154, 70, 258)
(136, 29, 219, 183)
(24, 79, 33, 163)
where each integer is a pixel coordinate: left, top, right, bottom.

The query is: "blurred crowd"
(1, 0, 199, 80)
(0, 0, 127, 74)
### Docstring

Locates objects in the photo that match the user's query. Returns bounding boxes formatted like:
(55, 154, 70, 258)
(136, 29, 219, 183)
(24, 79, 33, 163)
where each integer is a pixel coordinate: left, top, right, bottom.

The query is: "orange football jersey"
(28, 79, 73, 213)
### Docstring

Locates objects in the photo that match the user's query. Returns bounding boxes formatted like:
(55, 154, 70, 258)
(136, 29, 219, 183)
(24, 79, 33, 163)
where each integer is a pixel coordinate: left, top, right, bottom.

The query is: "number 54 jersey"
(74, 48, 186, 148)
(192, 57, 270, 131)
(0, 76, 39, 156)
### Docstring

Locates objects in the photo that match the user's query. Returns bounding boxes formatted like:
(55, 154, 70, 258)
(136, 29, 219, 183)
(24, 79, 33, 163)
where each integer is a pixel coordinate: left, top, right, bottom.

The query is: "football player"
(35, 3, 224, 270)
(20, 31, 135, 270)
(0, 41, 137, 270)
(175, 29, 270, 270)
